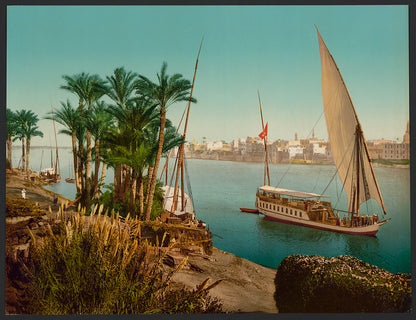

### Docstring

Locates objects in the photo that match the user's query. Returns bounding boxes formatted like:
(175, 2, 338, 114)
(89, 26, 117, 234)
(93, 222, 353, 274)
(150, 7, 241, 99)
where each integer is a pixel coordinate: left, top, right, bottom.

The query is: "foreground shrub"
(274, 254, 411, 313)
(27, 206, 223, 314)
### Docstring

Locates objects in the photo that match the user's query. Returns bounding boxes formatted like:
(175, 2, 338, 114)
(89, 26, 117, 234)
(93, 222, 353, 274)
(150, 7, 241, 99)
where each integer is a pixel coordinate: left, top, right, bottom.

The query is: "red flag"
(259, 122, 268, 139)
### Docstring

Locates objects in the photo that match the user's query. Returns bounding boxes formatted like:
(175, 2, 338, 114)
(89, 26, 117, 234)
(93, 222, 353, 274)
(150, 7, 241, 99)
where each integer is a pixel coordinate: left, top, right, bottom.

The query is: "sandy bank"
(171, 247, 278, 313)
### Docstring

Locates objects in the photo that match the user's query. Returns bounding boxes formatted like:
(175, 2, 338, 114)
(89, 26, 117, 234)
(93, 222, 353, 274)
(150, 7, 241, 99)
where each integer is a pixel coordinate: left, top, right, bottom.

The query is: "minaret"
(295, 132, 298, 141)
(312, 128, 315, 140)
(403, 121, 409, 143)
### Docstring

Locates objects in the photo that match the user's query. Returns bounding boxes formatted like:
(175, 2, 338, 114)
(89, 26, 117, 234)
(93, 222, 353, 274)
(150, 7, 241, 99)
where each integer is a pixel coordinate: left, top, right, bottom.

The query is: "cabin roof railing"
(258, 185, 328, 199)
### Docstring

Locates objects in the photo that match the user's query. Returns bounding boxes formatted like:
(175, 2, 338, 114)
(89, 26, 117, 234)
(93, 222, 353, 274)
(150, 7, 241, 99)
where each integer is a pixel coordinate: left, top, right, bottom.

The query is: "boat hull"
(240, 208, 259, 214)
(260, 209, 384, 236)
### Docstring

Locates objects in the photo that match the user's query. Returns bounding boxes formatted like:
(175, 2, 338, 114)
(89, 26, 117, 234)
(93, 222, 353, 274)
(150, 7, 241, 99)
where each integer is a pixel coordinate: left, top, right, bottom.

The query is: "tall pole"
(355, 125, 361, 217)
(258, 90, 270, 186)
(171, 37, 203, 213)
(51, 103, 60, 180)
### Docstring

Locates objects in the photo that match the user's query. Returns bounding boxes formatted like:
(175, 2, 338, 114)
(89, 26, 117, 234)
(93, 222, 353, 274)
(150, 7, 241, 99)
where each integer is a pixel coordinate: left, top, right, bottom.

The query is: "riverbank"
(5, 169, 278, 314)
(183, 155, 410, 168)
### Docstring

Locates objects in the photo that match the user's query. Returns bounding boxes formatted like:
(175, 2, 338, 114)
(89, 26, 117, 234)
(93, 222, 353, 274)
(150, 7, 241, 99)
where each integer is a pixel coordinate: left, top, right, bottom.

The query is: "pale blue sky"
(7, 5, 409, 146)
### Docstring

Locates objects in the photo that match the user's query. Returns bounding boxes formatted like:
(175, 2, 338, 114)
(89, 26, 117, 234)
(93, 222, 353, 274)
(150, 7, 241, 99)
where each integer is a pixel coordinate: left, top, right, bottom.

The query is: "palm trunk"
(7, 136, 12, 169)
(113, 163, 122, 202)
(121, 165, 130, 205)
(129, 169, 137, 217)
(93, 139, 100, 201)
(85, 129, 92, 209)
(26, 139, 31, 175)
(72, 133, 81, 194)
(145, 166, 154, 207)
(137, 173, 144, 217)
(21, 138, 25, 171)
(145, 109, 166, 220)
(98, 162, 107, 196)
(78, 143, 84, 196)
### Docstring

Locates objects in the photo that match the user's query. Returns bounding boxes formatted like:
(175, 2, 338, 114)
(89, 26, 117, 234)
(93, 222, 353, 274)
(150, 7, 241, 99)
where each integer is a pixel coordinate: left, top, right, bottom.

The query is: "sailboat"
(65, 160, 75, 183)
(255, 27, 390, 236)
(161, 38, 203, 226)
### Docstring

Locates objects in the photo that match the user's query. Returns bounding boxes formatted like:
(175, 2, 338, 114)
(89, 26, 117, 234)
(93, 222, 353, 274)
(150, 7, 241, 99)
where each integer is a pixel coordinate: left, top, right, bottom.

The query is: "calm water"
(12, 148, 411, 274)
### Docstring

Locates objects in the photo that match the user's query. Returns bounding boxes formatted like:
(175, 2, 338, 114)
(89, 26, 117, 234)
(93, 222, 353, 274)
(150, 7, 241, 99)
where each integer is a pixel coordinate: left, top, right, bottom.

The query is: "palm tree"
(106, 67, 138, 203)
(82, 75, 108, 210)
(135, 62, 196, 220)
(61, 73, 88, 197)
(14, 109, 43, 174)
(24, 113, 43, 175)
(105, 98, 159, 216)
(61, 73, 107, 209)
(13, 110, 27, 171)
(6, 109, 17, 169)
(86, 101, 114, 201)
(45, 100, 81, 192)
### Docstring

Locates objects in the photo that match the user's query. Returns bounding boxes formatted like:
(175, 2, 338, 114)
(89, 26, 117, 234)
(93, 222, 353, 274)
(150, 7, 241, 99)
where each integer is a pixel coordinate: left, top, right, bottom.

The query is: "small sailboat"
(256, 27, 390, 236)
(161, 38, 203, 226)
(240, 208, 260, 214)
(65, 160, 75, 183)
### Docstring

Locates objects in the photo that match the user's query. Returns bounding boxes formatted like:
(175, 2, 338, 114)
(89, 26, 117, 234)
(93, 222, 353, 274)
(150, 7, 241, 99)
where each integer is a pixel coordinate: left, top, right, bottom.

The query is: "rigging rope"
(276, 110, 325, 188)
(183, 151, 195, 213)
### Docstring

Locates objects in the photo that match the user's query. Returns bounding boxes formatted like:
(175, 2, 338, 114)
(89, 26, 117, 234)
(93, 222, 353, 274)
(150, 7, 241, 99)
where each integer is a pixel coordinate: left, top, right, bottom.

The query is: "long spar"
(51, 103, 60, 179)
(257, 90, 270, 186)
(171, 37, 203, 213)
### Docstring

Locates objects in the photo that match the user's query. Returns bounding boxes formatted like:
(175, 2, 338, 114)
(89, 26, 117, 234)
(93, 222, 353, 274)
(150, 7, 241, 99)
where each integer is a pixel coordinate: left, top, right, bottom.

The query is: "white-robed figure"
(21, 188, 26, 199)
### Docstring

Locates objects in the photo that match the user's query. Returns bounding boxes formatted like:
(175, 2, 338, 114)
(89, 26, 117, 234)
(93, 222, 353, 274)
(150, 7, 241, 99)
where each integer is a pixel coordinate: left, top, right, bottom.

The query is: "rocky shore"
(275, 254, 412, 313)
(5, 169, 278, 314)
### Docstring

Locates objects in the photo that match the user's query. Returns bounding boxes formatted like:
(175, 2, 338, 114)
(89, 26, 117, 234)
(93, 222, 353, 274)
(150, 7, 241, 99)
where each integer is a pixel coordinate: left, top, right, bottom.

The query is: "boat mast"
(355, 125, 361, 217)
(257, 90, 270, 186)
(51, 103, 60, 179)
(171, 37, 203, 213)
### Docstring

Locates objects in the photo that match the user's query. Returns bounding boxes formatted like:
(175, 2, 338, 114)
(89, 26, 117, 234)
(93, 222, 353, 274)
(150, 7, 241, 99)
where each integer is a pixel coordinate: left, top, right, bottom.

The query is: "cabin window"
(265, 203, 268, 209)
(290, 209, 292, 215)
(300, 212, 302, 218)
(295, 211, 297, 216)
(273, 205, 276, 211)
(277, 206, 280, 212)
(286, 208, 288, 213)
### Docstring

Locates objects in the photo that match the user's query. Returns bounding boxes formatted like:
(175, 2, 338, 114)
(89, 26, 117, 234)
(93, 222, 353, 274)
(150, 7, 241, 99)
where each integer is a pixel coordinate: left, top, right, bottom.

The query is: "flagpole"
(257, 90, 270, 186)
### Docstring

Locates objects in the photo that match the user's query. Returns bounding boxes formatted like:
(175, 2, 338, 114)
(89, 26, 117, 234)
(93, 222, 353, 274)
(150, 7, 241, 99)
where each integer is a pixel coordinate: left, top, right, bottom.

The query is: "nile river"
(12, 149, 411, 274)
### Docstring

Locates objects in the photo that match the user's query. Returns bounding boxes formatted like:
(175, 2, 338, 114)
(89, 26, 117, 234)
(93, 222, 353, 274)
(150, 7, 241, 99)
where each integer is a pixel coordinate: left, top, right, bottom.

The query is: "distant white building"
(288, 145, 304, 159)
(311, 143, 326, 156)
(288, 140, 301, 147)
(207, 140, 223, 151)
(232, 138, 246, 154)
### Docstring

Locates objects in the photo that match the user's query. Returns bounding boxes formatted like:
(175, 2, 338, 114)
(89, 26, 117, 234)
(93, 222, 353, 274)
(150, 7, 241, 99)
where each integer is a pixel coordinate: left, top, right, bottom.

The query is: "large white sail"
(316, 28, 386, 215)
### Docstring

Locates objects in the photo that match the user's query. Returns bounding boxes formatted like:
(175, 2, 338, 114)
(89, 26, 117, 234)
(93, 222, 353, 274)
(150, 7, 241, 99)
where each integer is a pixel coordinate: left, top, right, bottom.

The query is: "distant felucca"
(40, 104, 61, 183)
(255, 27, 390, 236)
(66, 159, 75, 183)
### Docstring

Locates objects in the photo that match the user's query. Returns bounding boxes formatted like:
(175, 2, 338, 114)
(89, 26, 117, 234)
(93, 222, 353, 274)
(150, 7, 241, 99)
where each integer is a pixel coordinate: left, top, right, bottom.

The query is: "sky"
(7, 5, 409, 147)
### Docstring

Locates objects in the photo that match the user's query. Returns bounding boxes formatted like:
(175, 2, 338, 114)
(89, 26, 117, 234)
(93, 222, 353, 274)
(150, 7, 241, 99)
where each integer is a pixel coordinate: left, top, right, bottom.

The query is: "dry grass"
(26, 204, 223, 314)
